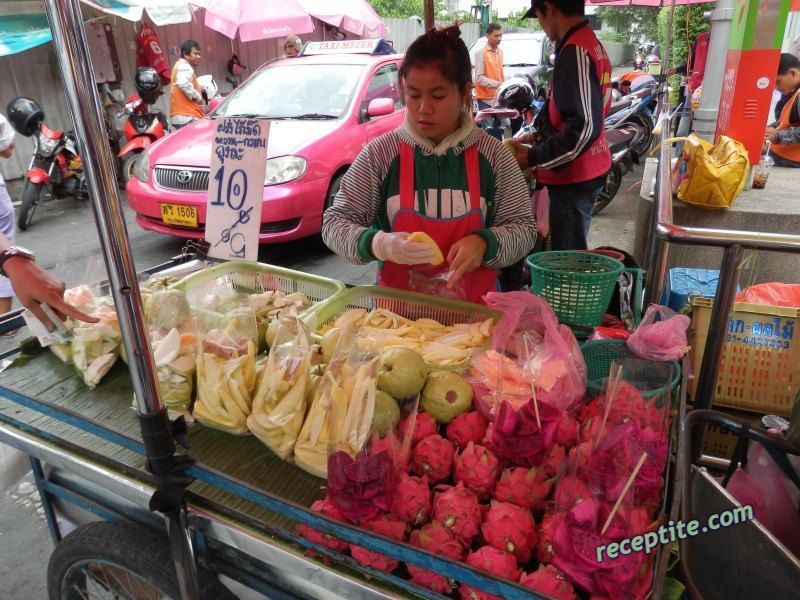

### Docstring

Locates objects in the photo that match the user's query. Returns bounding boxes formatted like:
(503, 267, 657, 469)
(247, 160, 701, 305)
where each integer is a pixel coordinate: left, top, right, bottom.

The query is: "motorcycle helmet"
(496, 77, 534, 113)
(6, 97, 44, 137)
(197, 75, 218, 102)
(134, 67, 161, 105)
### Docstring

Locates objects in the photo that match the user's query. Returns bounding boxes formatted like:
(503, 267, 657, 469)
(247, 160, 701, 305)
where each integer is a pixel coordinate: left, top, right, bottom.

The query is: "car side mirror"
(367, 98, 395, 118)
(208, 96, 224, 113)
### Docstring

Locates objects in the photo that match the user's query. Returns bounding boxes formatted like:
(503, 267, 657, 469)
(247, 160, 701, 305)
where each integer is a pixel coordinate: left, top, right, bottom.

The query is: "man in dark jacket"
(509, 0, 611, 250)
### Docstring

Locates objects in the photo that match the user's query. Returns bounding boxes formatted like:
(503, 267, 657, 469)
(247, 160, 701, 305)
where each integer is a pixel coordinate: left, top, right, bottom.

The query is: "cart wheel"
(47, 521, 235, 600)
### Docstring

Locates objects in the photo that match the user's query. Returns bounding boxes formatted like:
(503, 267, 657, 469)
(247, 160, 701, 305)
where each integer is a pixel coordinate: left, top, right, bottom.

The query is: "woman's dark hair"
(778, 53, 800, 75)
(180, 39, 200, 58)
(399, 25, 472, 91)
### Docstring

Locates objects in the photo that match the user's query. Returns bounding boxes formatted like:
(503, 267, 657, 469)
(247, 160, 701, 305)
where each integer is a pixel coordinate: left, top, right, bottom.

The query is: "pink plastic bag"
(532, 187, 549, 239)
(470, 292, 586, 417)
(626, 305, 690, 361)
(725, 443, 800, 557)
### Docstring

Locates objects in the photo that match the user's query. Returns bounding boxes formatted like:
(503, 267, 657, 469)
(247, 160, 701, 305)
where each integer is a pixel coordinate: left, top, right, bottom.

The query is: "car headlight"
(264, 156, 306, 186)
(37, 132, 60, 158)
(132, 150, 150, 183)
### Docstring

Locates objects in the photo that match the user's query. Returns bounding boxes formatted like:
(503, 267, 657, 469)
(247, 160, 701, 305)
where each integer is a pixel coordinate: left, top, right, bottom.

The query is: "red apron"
(378, 142, 499, 304)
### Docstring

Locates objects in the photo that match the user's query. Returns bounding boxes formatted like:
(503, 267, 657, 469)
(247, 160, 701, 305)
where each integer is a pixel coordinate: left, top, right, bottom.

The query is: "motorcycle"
(18, 122, 87, 231)
(116, 67, 169, 185)
(593, 122, 644, 215)
(606, 75, 662, 157)
(633, 50, 646, 72)
(117, 93, 168, 184)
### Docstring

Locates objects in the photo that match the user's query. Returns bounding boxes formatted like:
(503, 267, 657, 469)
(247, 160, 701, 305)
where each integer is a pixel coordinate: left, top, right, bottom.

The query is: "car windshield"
(213, 63, 363, 120)
(470, 38, 540, 67)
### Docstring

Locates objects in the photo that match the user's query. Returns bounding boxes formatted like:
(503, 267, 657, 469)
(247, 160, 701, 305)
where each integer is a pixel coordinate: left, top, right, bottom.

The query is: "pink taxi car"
(126, 42, 405, 243)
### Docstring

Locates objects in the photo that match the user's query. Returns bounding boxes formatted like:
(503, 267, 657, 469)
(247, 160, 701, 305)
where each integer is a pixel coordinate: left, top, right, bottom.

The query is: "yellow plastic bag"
(673, 134, 749, 210)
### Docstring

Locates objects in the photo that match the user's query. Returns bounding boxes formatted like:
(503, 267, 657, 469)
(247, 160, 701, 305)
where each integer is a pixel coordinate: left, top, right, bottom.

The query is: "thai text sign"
(205, 118, 270, 261)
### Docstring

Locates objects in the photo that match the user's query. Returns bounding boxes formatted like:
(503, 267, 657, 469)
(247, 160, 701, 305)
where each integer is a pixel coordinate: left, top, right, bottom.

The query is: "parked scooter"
(593, 122, 644, 215)
(117, 67, 168, 185)
(6, 97, 87, 230)
(606, 75, 661, 157)
(633, 48, 646, 71)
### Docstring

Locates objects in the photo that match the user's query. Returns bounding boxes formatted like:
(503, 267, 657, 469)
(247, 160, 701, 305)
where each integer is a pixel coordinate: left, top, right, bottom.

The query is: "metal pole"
(43, 0, 162, 419)
(693, 0, 736, 141)
(424, 0, 435, 30)
(644, 106, 673, 307)
(43, 2, 199, 597)
(690, 244, 744, 460)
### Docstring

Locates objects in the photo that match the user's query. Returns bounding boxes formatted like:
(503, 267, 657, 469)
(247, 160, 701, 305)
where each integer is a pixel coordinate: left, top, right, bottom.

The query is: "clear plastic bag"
(408, 267, 467, 301)
(532, 187, 550, 239)
(626, 304, 690, 361)
(470, 292, 587, 417)
(248, 317, 314, 459)
(193, 308, 258, 435)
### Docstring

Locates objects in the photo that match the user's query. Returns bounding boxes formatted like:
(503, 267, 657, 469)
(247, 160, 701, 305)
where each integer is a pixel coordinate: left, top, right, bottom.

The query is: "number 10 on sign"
(204, 118, 270, 261)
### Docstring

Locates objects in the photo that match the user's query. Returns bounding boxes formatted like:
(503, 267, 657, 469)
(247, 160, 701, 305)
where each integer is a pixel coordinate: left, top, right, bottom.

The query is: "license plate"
(161, 203, 198, 228)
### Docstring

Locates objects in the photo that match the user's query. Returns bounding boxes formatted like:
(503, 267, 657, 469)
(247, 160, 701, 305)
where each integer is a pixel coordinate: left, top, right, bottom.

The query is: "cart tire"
(47, 521, 235, 600)
(18, 181, 42, 231)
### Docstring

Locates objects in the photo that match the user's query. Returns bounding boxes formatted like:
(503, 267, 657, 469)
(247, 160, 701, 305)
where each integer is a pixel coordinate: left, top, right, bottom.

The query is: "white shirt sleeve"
(0, 115, 15, 153)
(174, 60, 202, 102)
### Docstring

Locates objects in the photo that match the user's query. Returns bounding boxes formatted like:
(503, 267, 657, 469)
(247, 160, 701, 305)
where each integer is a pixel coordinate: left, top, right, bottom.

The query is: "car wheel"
(120, 152, 140, 186)
(324, 172, 345, 212)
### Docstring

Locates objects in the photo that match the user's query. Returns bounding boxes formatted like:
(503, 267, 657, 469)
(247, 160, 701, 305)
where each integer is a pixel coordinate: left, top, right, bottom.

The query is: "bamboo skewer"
(600, 452, 648, 536)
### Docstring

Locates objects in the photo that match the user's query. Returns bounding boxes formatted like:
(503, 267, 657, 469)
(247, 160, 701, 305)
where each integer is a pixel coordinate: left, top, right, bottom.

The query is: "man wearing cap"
(510, 0, 611, 251)
(283, 36, 303, 58)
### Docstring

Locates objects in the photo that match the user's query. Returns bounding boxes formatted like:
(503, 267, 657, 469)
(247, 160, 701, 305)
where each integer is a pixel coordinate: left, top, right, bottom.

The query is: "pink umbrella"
(589, 0, 708, 4)
(297, 0, 387, 38)
(195, 0, 315, 42)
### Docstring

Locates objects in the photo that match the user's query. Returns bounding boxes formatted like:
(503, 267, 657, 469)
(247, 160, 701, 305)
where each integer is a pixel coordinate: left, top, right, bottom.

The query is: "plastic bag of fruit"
(192, 307, 258, 435)
(469, 292, 586, 418)
(248, 317, 315, 459)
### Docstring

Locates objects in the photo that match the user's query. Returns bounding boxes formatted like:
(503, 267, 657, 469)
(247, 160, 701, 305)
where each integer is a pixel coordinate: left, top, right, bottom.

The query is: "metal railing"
(643, 90, 800, 460)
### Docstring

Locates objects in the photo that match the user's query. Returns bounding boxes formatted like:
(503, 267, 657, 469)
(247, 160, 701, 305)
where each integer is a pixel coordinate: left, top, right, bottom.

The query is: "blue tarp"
(0, 13, 54, 57)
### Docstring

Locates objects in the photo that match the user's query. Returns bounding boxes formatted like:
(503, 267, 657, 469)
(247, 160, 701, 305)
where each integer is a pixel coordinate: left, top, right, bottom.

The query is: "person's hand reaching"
(446, 235, 488, 288)
(4, 257, 98, 330)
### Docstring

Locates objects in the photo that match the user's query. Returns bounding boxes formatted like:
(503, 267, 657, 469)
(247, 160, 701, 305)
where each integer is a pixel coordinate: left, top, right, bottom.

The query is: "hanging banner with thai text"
(205, 118, 270, 262)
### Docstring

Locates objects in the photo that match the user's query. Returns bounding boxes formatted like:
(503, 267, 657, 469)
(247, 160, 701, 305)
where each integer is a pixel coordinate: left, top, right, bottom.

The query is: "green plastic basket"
(169, 261, 345, 339)
(526, 251, 624, 328)
(304, 286, 500, 371)
(581, 339, 681, 401)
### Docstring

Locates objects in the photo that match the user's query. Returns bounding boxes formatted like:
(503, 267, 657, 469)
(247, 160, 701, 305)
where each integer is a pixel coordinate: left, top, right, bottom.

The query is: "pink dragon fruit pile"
(295, 372, 670, 600)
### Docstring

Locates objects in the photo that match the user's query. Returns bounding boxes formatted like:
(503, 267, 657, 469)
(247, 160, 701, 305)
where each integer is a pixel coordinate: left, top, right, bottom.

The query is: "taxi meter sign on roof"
(302, 39, 383, 55)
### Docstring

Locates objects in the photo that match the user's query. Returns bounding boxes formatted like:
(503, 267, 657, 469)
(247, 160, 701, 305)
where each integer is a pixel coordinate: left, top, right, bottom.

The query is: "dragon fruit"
(554, 475, 593, 512)
(447, 411, 489, 451)
(481, 501, 538, 563)
(554, 411, 580, 448)
(349, 514, 407, 573)
(493, 466, 555, 512)
(412, 435, 455, 482)
(297, 497, 349, 554)
(399, 412, 440, 446)
(370, 431, 410, 473)
(488, 399, 561, 467)
(519, 565, 577, 600)
(327, 449, 397, 522)
(536, 511, 557, 563)
(432, 482, 484, 544)
(391, 473, 432, 526)
(406, 521, 466, 594)
(458, 546, 521, 600)
(542, 444, 566, 477)
(454, 443, 501, 499)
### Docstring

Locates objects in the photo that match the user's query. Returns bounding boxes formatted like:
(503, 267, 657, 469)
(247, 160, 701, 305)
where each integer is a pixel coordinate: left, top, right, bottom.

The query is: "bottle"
(752, 153, 773, 189)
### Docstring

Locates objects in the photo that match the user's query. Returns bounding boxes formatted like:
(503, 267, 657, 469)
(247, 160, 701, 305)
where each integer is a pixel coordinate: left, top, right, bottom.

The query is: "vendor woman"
(322, 25, 536, 304)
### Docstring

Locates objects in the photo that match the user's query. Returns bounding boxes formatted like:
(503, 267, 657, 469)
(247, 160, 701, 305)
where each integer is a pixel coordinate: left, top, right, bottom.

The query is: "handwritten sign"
(204, 118, 270, 262)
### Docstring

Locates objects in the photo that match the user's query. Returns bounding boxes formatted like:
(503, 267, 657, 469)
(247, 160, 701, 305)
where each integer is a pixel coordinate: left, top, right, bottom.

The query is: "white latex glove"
(371, 231, 437, 265)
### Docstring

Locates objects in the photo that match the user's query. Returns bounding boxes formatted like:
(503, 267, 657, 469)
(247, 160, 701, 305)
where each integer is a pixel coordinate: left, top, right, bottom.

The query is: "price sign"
(205, 118, 270, 261)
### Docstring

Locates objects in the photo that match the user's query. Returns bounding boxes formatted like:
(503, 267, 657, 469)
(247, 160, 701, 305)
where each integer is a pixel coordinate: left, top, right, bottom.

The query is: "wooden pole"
(424, 0, 435, 31)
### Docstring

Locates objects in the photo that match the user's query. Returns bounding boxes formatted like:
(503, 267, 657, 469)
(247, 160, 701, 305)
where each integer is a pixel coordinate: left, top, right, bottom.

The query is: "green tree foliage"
(368, 0, 449, 19)
(657, 4, 712, 103)
(595, 7, 659, 43)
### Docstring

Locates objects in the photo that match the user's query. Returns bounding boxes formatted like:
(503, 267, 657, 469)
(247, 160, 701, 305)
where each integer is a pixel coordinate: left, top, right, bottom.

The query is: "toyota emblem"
(177, 170, 193, 183)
